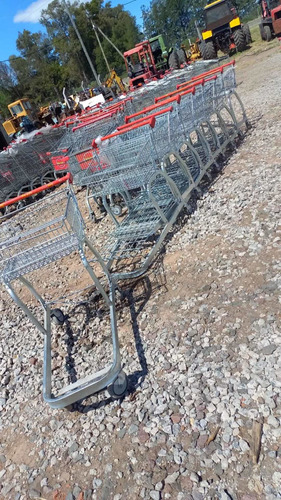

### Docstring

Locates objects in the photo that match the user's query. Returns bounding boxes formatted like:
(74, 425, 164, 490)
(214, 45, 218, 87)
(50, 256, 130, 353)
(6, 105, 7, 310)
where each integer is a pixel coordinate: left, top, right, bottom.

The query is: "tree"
(40, 0, 140, 88)
(142, 0, 256, 45)
(142, 0, 206, 45)
(9, 29, 66, 105)
(5, 0, 140, 106)
(40, 0, 89, 91)
(87, 2, 141, 77)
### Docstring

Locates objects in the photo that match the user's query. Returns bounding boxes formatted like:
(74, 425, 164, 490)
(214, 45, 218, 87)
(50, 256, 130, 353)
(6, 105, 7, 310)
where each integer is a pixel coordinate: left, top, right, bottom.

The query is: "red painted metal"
(0, 173, 72, 209)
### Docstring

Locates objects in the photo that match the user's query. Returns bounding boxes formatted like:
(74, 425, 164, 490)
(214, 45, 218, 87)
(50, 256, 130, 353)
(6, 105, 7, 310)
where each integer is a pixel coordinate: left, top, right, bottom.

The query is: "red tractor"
(259, 0, 281, 41)
(124, 41, 161, 90)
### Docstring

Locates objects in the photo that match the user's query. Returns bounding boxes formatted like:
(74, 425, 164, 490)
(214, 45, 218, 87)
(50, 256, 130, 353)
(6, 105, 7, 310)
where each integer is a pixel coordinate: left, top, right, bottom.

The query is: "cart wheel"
(116, 286, 126, 301)
(111, 204, 123, 216)
(107, 371, 128, 399)
(90, 212, 97, 223)
(51, 308, 65, 326)
(64, 404, 74, 412)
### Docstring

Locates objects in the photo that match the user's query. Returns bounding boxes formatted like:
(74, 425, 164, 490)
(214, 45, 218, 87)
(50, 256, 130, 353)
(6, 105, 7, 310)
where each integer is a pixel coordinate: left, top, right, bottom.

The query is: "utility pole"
(62, 0, 100, 84)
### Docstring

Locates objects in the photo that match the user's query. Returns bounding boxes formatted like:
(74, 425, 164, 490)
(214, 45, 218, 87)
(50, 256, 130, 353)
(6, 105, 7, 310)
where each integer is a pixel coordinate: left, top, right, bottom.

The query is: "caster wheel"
(17, 200, 27, 210)
(90, 212, 97, 223)
(51, 308, 65, 326)
(111, 204, 123, 216)
(64, 404, 74, 412)
(107, 371, 128, 399)
(116, 287, 126, 301)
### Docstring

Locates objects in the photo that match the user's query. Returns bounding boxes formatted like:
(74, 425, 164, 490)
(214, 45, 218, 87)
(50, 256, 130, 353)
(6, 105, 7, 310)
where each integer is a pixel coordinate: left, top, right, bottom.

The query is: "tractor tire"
(259, 23, 266, 40)
(177, 48, 188, 65)
(264, 25, 272, 41)
(242, 23, 252, 44)
(199, 40, 217, 60)
(233, 28, 247, 52)
(168, 49, 180, 69)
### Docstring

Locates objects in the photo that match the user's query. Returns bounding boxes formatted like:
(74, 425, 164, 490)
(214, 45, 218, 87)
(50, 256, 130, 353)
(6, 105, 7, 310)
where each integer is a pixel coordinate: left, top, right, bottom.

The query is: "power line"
(122, 0, 139, 5)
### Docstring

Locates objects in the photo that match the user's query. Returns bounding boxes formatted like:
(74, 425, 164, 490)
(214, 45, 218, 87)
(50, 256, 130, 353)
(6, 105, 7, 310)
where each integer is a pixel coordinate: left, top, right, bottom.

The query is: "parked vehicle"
(200, 0, 251, 60)
(259, 0, 281, 41)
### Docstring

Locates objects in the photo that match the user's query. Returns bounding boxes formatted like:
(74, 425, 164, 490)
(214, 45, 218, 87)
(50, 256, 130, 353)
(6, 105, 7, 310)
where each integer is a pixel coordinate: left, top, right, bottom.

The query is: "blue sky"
(0, 0, 151, 63)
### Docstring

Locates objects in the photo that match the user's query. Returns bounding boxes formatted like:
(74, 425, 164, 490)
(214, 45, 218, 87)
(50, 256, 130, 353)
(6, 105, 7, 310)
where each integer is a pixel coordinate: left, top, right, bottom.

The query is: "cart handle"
(155, 79, 203, 103)
(118, 106, 174, 131)
(78, 111, 104, 123)
(79, 109, 117, 123)
(177, 74, 218, 91)
(176, 61, 234, 90)
(177, 72, 219, 90)
(72, 111, 117, 132)
(0, 173, 72, 209)
(92, 116, 157, 148)
(124, 95, 181, 124)
(46, 148, 68, 156)
(111, 107, 173, 133)
(190, 60, 235, 82)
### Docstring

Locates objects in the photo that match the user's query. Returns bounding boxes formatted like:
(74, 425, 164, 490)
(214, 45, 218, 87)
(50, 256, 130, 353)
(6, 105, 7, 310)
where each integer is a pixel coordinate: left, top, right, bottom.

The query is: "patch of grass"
(234, 24, 279, 61)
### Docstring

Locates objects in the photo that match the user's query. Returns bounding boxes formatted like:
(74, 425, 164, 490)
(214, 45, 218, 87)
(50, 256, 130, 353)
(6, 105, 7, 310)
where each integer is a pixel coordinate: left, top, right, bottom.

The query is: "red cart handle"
(190, 60, 235, 82)
(0, 173, 72, 209)
(124, 95, 181, 124)
(155, 80, 203, 103)
(72, 111, 117, 132)
(92, 116, 157, 148)
(118, 106, 174, 131)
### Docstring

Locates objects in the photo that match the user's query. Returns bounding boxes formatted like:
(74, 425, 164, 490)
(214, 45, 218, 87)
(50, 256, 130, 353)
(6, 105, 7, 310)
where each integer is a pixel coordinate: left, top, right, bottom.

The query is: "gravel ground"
(0, 46, 281, 500)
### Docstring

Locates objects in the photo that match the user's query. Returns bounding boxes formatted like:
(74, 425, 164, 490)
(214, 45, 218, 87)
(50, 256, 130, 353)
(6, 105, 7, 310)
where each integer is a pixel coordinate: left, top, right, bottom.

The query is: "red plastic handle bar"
(176, 61, 234, 90)
(178, 86, 196, 97)
(46, 148, 68, 156)
(190, 60, 235, 81)
(124, 96, 180, 124)
(103, 102, 124, 111)
(92, 116, 156, 148)
(72, 112, 116, 132)
(0, 173, 72, 209)
(155, 79, 203, 103)
(176, 78, 205, 92)
(79, 112, 104, 123)
(177, 72, 217, 89)
(66, 120, 79, 128)
(79, 108, 103, 119)
(118, 106, 174, 131)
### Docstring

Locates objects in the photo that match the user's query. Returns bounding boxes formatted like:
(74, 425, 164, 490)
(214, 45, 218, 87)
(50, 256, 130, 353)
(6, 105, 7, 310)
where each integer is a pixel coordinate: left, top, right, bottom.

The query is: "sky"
(0, 0, 151, 63)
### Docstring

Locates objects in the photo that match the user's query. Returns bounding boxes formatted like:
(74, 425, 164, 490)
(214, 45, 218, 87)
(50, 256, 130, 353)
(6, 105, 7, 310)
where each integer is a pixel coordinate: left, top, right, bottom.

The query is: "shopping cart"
(0, 140, 56, 205)
(0, 173, 128, 408)
(84, 109, 184, 191)
(70, 110, 120, 152)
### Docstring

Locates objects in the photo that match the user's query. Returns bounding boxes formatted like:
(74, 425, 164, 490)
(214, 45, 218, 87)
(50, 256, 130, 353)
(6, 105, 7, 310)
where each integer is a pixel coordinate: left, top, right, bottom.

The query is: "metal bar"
(63, 1, 101, 84)
(92, 22, 125, 60)
(0, 173, 72, 209)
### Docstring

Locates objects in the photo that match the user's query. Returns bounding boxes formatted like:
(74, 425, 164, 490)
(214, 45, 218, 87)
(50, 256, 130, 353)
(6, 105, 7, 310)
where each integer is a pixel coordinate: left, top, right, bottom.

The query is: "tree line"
(0, 0, 258, 117)
(0, 0, 140, 117)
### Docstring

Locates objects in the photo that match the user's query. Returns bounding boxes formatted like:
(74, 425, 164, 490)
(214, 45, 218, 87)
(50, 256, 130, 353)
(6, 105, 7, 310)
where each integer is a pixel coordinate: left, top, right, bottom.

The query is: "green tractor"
(200, 0, 252, 60)
(149, 34, 187, 70)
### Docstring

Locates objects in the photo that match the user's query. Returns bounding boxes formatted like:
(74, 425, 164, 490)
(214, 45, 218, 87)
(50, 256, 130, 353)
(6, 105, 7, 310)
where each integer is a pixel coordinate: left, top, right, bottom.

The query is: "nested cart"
(0, 174, 128, 409)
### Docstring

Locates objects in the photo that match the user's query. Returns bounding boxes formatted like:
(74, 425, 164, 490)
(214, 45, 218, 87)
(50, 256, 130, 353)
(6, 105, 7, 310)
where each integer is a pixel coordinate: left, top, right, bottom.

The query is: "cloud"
(13, 0, 79, 24)
(14, 0, 52, 23)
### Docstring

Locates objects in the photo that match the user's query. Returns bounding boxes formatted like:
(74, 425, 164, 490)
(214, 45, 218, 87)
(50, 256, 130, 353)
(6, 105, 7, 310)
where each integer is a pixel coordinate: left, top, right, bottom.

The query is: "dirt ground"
(0, 35, 281, 500)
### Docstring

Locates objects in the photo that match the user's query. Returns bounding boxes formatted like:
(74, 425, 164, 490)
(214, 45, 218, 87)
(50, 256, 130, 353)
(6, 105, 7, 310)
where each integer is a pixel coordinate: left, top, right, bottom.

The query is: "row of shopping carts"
(0, 59, 249, 409)
(0, 98, 135, 209)
(0, 60, 218, 209)
(61, 60, 245, 221)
